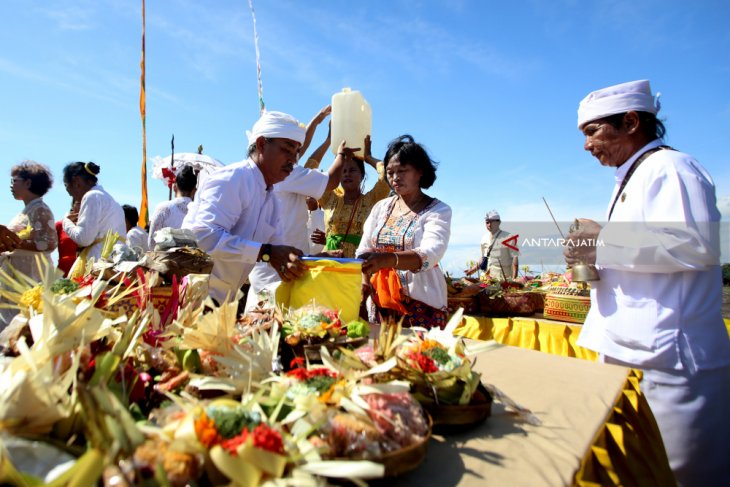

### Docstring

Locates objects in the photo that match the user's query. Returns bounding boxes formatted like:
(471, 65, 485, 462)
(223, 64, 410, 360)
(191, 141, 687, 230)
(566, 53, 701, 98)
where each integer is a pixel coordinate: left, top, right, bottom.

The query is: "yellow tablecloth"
(447, 314, 678, 485)
(454, 314, 598, 361)
(391, 345, 673, 486)
(456, 316, 730, 360)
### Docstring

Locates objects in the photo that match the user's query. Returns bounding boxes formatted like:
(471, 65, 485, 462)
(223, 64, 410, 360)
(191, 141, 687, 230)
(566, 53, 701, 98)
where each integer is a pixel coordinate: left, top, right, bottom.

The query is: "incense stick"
(541, 196, 566, 239)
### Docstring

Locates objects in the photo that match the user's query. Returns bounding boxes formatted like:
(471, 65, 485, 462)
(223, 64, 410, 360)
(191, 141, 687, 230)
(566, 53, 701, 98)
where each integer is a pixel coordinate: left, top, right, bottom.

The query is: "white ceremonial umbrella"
(151, 147, 225, 198)
(152, 152, 224, 182)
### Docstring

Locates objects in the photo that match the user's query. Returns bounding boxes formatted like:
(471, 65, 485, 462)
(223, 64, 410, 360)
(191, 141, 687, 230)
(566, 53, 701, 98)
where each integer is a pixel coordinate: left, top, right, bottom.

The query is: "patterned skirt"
(375, 295, 447, 330)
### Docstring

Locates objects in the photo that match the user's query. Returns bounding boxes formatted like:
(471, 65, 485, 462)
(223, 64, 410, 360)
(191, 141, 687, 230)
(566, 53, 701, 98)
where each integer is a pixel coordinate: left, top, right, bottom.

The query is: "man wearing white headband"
(566, 80, 730, 484)
(183, 110, 338, 306)
(245, 105, 353, 312)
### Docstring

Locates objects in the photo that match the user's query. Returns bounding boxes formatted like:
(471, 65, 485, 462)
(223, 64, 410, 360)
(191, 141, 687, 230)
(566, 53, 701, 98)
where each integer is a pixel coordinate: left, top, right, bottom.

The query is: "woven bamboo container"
(543, 293, 591, 324)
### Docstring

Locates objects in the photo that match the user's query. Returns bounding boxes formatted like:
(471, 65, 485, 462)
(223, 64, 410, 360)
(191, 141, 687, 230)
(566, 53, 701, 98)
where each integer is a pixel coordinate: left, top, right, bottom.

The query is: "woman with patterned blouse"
(2, 161, 58, 328)
(357, 135, 451, 329)
(6, 161, 58, 276)
(311, 135, 390, 258)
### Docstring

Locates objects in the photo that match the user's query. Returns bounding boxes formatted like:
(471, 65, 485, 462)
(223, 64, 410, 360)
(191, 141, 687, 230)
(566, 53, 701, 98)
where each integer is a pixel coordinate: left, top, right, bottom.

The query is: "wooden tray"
(423, 383, 492, 434)
(378, 414, 432, 477)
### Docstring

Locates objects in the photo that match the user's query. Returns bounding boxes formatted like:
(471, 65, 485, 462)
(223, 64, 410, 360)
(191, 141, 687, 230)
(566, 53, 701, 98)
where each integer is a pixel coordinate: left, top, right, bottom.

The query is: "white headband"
(577, 80, 661, 128)
(246, 110, 306, 146)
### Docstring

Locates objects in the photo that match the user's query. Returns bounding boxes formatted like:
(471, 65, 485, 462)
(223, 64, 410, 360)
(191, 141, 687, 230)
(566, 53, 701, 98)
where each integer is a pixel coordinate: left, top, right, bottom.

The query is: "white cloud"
(34, 4, 97, 31)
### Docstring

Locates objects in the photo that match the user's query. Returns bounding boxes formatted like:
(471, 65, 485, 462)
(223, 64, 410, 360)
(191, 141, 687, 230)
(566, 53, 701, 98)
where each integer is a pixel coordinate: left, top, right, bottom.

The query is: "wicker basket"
(424, 383, 492, 434)
(447, 295, 480, 315)
(478, 292, 536, 317)
(543, 293, 591, 323)
(378, 415, 432, 477)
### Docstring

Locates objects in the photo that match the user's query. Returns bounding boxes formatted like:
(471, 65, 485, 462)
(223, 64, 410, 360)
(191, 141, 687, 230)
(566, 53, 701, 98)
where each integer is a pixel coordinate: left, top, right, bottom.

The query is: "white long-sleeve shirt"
(577, 140, 730, 371)
(62, 185, 126, 261)
(183, 158, 284, 304)
(245, 164, 329, 312)
(126, 226, 149, 253)
(357, 196, 451, 310)
(148, 196, 192, 249)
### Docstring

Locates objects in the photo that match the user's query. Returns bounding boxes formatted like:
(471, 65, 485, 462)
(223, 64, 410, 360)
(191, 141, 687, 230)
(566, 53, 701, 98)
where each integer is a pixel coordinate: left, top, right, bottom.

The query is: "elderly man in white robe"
(244, 105, 349, 312)
(183, 111, 351, 307)
(566, 80, 730, 485)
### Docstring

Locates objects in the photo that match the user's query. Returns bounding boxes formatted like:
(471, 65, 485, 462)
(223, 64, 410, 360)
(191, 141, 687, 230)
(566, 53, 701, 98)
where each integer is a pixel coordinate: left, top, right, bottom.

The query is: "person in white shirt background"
(62, 161, 126, 263)
(148, 164, 198, 249)
(464, 210, 519, 280)
(123, 204, 149, 254)
(565, 80, 730, 485)
(305, 196, 325, 254)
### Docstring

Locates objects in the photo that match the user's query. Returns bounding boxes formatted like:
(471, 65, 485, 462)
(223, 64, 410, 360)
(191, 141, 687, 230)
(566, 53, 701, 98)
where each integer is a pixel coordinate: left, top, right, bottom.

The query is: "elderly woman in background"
(5, 161, 58, 275)
(62, 162, 126, 265)
(2, 161, 58, 328)
(311, 135, 391, 258)
(148, 164, 198, 249)
(357, 135, 451, 329)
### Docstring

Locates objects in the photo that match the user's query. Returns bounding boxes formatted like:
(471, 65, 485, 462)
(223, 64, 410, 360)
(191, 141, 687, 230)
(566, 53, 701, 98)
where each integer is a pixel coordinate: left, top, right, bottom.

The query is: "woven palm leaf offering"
(280, 303, 370, 366)
(164, 297, 283, 398)
(257, 355, 431, 480)
(327, 310, 509, 433)
(477, 277, 538, 317)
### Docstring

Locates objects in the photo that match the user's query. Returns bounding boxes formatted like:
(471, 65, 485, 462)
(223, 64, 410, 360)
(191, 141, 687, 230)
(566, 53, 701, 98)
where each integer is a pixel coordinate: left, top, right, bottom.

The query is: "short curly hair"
(383, 135, 438, 189)
(11, 161, 53, 196)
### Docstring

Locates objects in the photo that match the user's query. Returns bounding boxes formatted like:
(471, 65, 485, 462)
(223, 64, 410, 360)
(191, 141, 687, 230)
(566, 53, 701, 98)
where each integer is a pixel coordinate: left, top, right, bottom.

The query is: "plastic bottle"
(330, 88, 371, 158)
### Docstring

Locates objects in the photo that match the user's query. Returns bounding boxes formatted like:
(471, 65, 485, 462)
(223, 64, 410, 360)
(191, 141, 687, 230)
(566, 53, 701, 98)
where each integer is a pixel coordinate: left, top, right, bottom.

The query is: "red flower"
(289, 357, 305, 369)
(221, 424, 284, 455)
(285, 366, 337, 381)
(406, 350, 438, 373)
(161, 167, 176, 189)
(73, 275, 95, 287)
(252, 424, 284, 454)
(286, 367, 309, 381)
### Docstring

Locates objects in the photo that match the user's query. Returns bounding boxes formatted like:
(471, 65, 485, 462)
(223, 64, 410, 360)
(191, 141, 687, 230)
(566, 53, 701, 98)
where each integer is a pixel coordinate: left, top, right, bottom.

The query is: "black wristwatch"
(260, 244, 272, 263)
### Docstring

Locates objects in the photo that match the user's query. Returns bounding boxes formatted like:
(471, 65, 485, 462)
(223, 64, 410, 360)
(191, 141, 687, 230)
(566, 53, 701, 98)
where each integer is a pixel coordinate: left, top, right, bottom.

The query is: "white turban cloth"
(246, 111, 306, 146)
(486, 210, 501, 221)
(577, 80, 661, 128)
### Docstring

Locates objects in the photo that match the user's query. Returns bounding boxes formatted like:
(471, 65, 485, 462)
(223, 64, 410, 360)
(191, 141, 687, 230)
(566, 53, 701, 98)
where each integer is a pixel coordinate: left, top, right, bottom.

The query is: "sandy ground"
(723, 287, 730, 319)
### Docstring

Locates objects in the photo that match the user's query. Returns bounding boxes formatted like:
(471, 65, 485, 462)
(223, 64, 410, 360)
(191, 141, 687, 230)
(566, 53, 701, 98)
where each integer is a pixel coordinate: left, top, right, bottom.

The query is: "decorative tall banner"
(248, 0, 265, 114)
(138, 0, 149, 227)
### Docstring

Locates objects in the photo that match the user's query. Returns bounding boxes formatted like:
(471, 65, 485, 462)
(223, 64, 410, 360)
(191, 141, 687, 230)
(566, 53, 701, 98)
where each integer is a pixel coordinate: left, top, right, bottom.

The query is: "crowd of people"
(1, 80, 728, 483)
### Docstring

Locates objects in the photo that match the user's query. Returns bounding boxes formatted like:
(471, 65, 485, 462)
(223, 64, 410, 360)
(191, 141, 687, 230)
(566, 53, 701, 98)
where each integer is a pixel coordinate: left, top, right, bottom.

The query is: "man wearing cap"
(183, 111, 347, 306)
(565, 80, 730, 484)
(465, 210, 518, 280)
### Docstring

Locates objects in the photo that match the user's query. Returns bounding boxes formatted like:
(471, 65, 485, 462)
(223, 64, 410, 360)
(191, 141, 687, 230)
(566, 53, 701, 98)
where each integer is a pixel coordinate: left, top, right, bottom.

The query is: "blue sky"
(2, 0, 729, 274)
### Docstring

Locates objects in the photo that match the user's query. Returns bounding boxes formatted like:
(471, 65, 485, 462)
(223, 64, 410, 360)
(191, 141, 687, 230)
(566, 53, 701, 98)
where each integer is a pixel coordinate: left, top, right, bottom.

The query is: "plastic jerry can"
(331, 88, 371, 158)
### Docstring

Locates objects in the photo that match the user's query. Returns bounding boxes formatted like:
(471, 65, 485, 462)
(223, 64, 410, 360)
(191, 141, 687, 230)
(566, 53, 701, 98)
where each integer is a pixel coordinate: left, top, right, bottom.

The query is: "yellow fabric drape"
(276, 259, 362, 323)
(454, 314, 676, 486)
(575, 371, 675, 486)
(454, 315, 598, 361)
